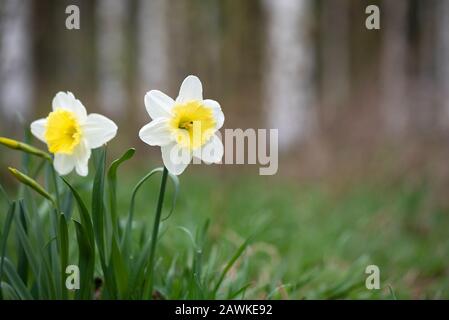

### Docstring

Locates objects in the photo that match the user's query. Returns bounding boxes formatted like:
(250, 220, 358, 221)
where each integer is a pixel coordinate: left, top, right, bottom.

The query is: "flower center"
(44, 109, 82, 154)
(169, 100, 216, 150)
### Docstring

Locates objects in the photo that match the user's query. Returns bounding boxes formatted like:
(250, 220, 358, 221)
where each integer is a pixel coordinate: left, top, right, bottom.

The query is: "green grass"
(1, 144, 448, 299)
(112, 170, 449, 299)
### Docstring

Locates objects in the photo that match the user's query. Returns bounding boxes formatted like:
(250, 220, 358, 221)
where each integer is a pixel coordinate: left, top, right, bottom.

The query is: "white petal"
(203, 99, 224, 130)
(82, 113, 118, 149)
(194, 134, 224, 164)
(53, 154, 76, 176)
(176, 75, 203, 103)
(73, 140, 91, 177)
(139, 118, 173, 146)
(144, 90, 174, 120)
(52, 91, 87, 121)
(161, 143, 191, 175)
(30, 118, 47, 143)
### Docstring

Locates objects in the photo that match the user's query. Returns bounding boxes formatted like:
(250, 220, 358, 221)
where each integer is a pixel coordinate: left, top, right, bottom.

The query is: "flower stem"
(143, 166, 168, 299)
(49, 163, 61, 211)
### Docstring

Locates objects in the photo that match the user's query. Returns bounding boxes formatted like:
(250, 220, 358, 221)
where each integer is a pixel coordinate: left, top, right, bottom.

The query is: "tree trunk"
(0, 0, 33, 122)
(321, 0, 350, 124)
(263, 0, 316, 151)
(381, 0, 409, 136)
(436, 0, 449, 128)
(138, 0, 168, 98)
(96, 0, 128, 116)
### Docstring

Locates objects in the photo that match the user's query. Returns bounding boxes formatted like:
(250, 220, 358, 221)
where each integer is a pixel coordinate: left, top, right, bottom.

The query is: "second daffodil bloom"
(30, 91, 118, 176)
(139, 75, 224, 175)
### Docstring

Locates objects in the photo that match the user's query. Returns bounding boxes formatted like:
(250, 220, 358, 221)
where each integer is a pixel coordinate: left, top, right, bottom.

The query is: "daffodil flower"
(30, 92, 118, 176)
(139, 75, 224, 175)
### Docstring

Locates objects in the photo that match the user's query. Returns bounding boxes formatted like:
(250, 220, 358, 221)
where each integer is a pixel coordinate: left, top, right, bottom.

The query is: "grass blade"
(0, 202, 15, 300)
(212, 238, 250, 297)
(0, 258, 33, 300)
(58, 213, 69, 299)
(92, 147, 106, 266)
(121, 167, 163, 252)
(61, 178, 94, 248)
(107, 148, 135, 236)
(73, 221, 95, 300)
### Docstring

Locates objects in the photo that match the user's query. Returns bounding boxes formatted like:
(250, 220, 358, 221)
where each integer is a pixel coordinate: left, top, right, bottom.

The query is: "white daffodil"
(30, 91, 118, 176)
(139, 75, 224, 175)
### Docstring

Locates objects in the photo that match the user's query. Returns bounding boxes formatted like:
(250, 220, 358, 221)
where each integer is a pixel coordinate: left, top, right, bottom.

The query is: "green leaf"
(128, 236, 153, 297)
(107, 148, 135, 234)
(227, 283, 251, 299)
(0, 202, 15, 300)
(121, 167, 164, 252)
(73, 221, 95, 300)
(61, 178, 94, 249)
(92, 147, 106, 265)
(0, 281, 19, 299)
(212, 237, 251, 297)
(161, 172, 180, 221)
(109, 236, 128, 298)
(61, 191, 74, 221)
(58, 213, 69, 299)
(14, 202, 40, 278)
(16, 201, 30, 284)
(0, 258, 33, 300)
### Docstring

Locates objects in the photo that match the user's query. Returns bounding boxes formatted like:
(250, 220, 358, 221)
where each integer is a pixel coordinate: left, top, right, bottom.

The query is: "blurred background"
(2, 0, 449, 178)
(1, 0, 449, 298)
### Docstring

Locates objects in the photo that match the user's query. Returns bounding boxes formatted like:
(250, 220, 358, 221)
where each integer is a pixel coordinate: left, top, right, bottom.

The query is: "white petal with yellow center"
(44, 109, 82, 154)
(30, 91, 117, 176)
(139, 75, 225, 175)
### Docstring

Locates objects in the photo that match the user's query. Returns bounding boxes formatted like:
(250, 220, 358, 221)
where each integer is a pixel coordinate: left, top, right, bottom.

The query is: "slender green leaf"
(109, 237, 128, 298)
(107, 148, 135, 235)
(0, 202, 15, 300)
(121, 167, 164, 251)
(58, 213, 69, 299)
(61, 178, 94, 248)
(92, 147, 106, 265)
(161, 172, 180, 222)
(73, 221, 95, 300)
(1, 258, 33, 300)
(0, 281, 19, 299)
(61, 190, 74, 221)
(212, 238, 251, 297)
(16, 201, 29, 284)
(14, 202, 39, 277)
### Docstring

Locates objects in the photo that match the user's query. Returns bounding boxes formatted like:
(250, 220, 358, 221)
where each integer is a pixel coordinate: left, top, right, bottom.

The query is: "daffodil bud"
(8, 167, 55, 205)
(0, 137, 51, 160)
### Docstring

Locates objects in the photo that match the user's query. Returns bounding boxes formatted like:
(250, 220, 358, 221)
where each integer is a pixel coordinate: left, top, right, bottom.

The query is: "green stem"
(49, 163, 61, 211)
(49, 163, 67, 298)
(143, 166, 168, 298)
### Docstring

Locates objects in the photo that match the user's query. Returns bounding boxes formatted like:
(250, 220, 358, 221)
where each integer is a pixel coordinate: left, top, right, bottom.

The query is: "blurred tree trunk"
(381, 0, 409, 137)
(436, 0, 449, 128)
(414, 0, 436, 133)
(263, 0, 316, 151)
(96, 0, 127, 116)
(321, 0, 350, 124)
(138, 0, 168, 98)
(0, 0, 33, 122)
